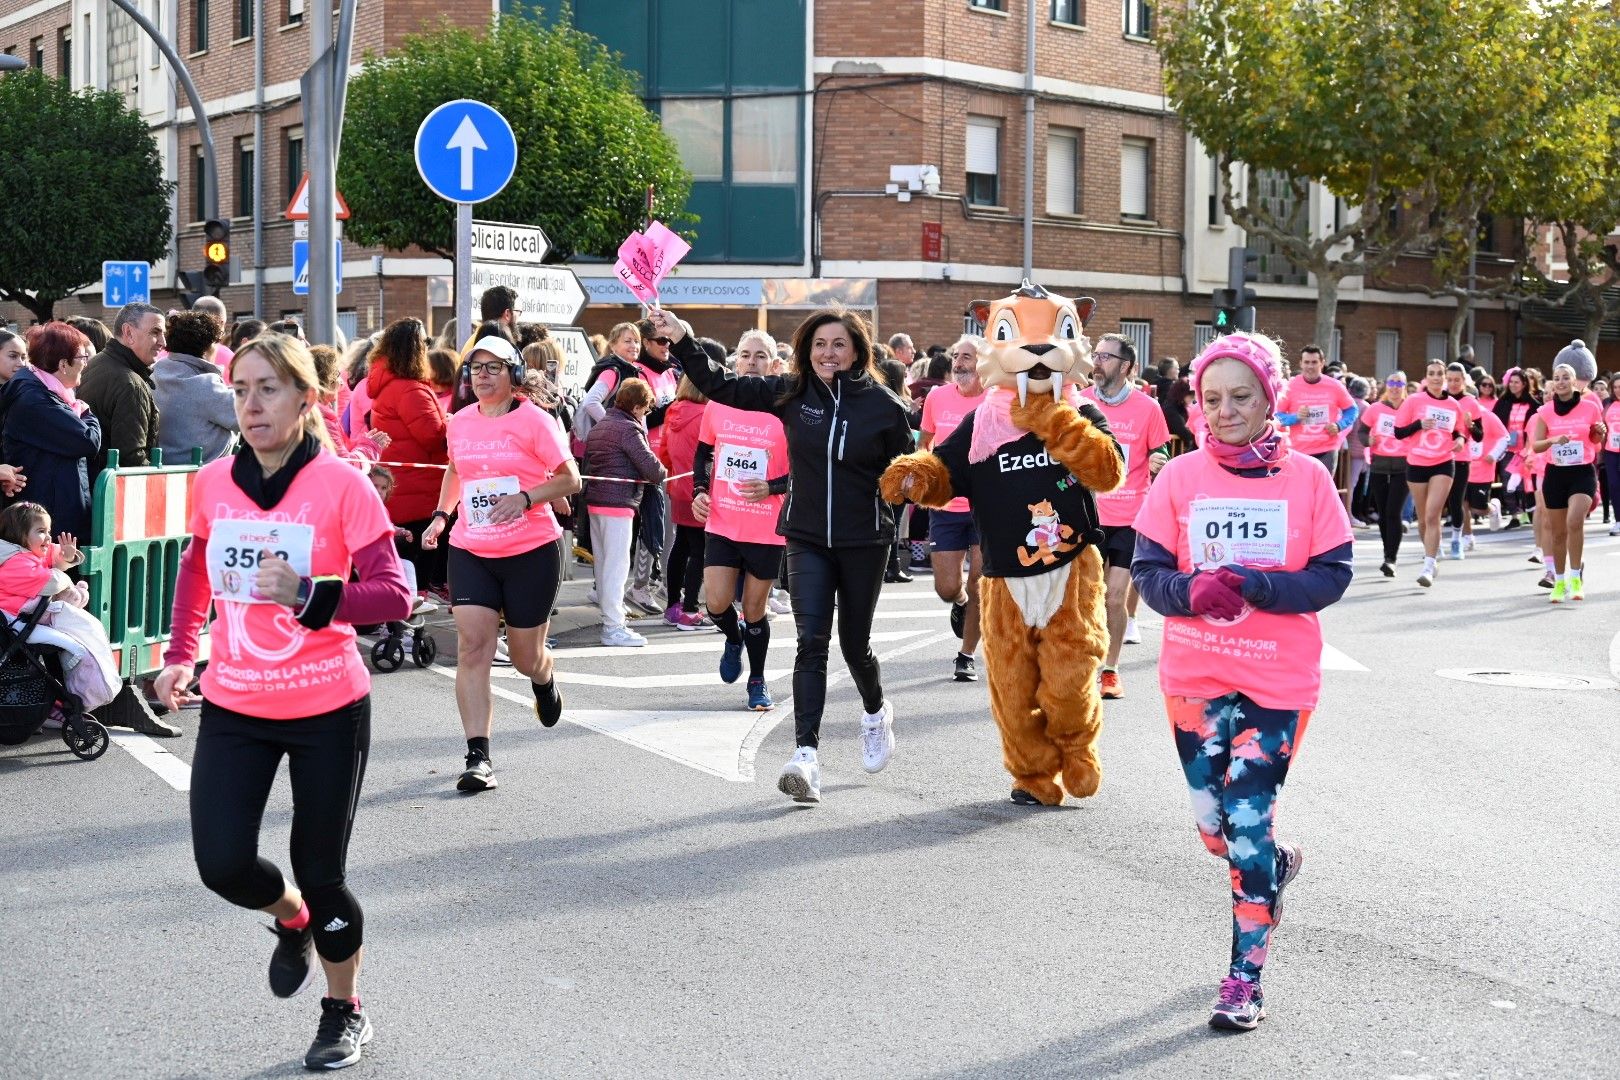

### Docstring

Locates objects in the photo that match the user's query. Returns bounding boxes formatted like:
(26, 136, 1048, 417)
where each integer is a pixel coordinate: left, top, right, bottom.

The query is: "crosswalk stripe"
(551, 628, 925, 660)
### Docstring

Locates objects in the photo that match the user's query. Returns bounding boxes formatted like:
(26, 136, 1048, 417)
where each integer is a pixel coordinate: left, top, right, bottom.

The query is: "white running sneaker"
(626, 587, 662, 615)
(1123, 617, 1141, 645)
(777, 747, 821, 803)
(860, 700, 895, 773)
(1609, 522, 1620, 536)
(1416, 559, 1436, 588)
(1488, 499, 1504, 531)
(1463, 534, 1476, 553)
(600, 626, 647, 648)
(766, 589, 793, 616)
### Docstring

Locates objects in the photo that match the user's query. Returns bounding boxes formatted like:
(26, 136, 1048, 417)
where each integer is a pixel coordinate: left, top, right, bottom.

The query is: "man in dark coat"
(78, 302, 165, 474)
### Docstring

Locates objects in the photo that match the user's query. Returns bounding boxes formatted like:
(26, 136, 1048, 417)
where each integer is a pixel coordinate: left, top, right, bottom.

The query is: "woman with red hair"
(1, 323, 101, 539)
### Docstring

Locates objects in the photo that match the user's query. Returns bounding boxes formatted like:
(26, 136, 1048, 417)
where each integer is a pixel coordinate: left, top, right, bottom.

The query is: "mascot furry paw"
(880, 282, 1124, 805)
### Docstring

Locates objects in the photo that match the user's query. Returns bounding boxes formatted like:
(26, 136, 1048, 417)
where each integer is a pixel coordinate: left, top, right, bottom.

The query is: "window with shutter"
(1375, 330, 1400, 380)
(1046, 130, 1078, 215)
(1426, 331, 1449, 364)
(966, 117, 1001, 206)
(1120, 320, 1152, 364)
(1120, 138, 1151, 219)
(1472, 333, 1495, 372)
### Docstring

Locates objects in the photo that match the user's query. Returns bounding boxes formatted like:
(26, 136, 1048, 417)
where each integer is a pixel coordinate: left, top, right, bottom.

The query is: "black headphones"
(460, 349, 526, 390)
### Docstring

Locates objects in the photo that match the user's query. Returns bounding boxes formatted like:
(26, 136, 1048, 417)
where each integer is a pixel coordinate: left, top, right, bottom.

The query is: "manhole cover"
(1435, 669, 1616, 691)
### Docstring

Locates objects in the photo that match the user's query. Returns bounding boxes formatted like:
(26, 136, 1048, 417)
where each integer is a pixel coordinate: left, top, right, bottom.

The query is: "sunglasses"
(650, 337, 672, 347)
(1385, 380, 1407, 388)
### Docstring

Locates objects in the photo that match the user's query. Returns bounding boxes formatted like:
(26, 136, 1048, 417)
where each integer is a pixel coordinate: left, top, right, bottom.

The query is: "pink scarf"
(35, 368, 88, 416)
(1201, 420, 1286, 470)
(968, 384, 1085, 464)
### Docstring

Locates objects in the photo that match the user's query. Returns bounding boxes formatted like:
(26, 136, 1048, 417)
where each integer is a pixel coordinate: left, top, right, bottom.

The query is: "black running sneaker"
(456, 752, 497, 793)
(949, 599, 967, 638)
(533, 678, 563, 728)
(267, 920, 315, 998)
(304, 997, 373, 1070)
(953, 653, 977, 682)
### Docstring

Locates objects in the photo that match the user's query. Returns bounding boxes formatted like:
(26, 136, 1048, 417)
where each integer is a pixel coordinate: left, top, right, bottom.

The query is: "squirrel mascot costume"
(880, 282, 1124, 805)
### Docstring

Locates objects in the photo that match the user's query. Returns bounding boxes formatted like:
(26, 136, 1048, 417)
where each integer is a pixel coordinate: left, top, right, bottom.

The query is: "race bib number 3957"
(207, 520, 315, 604)
(1187, 498, 1288, 570)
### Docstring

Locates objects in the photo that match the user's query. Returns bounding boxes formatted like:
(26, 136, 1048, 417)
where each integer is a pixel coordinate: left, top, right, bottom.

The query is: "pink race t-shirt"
(921, 383, 985, 513)
(1280, 375, 1355, 454)
(1081, 387, 1171, 527)
(1395, 392, 1467, 466)
(1534, 396, 1604, 468)
(1451, 395, 1483, 462)
(699, 401, 789, 547)
(191, 451, 394, 719)
(1361, 401, 1406, 459)
(1467, 406, 1509, 483)
(447, 400, 572, 558)
(1605, 399, 1620, 454)
(1133, 449, 1352, 711)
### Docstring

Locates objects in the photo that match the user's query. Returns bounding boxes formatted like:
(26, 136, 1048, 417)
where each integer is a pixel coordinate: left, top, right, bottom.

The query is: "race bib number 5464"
(1188, 498, 1288, 569)
(208, 520, 314, 604)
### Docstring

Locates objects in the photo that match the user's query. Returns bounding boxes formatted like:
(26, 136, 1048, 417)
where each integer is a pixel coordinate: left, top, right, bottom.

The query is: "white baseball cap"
(467, 335, 521, 366)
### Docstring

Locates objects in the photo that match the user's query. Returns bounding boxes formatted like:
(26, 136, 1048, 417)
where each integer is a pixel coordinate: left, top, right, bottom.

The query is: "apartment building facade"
(5, 0, 1583, 374)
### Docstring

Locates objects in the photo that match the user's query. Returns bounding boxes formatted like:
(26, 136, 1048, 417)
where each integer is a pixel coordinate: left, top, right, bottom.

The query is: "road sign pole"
(303, 3, 337, 346)
(456, 202, 473, 343)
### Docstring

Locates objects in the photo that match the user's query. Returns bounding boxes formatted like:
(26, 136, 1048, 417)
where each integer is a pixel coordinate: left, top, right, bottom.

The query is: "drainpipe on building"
(1021, 0, 1035, 280)
(253, 0, 265, 319)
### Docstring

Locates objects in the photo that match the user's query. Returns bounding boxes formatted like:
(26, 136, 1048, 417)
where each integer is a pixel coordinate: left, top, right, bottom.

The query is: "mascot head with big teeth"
(969, 280, 1097, 407)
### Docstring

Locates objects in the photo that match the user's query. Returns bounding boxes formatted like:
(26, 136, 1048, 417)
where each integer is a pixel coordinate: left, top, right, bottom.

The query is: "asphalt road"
(3, 521, 1617, 1078)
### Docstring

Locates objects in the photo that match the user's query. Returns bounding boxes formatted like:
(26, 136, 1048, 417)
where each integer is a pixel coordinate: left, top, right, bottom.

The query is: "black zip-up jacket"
(672, 334, 913, 547)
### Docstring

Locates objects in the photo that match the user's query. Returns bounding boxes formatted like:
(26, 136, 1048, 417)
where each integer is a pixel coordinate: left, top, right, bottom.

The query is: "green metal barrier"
(80, 447, 209, 681)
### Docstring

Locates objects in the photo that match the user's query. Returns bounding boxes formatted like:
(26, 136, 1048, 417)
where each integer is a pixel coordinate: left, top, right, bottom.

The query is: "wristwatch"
(432, 509, 452, 524)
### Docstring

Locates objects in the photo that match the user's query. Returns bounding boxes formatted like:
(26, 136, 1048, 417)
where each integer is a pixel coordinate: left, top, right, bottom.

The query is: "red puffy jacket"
(659, 398, 705, 528)
(365, 358, 447, 523)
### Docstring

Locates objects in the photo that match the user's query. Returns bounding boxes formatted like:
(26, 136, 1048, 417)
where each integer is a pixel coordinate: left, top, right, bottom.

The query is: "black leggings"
(786, 540, 888, 748)
(397, 517, 448, 591)
(1604, 451, 1620, 522)
(1446, 460, 1470, 529)
(666, 524, 706, 611)
(1368, 470, 1409, 564)
(191, 697, 370, 963)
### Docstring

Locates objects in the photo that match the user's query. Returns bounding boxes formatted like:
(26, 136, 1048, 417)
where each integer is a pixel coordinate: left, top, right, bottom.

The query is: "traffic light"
(1227, 245, 1259, 332)
(179, 270, 211, 309)
(203, 219, 231, 294)
(1211, 287, 1239, 332)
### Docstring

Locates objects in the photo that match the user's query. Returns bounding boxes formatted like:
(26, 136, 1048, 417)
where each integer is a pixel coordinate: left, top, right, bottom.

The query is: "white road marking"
(109, 731, 192, 792)
(1320, 642, 1369, 672)
(550, 628, 924, 660)
(498, 668, 793, 689)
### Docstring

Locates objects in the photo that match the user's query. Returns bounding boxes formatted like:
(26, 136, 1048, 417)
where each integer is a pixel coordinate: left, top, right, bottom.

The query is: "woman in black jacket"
(1, 323, 101, 541)
(648, 307, 912, 805)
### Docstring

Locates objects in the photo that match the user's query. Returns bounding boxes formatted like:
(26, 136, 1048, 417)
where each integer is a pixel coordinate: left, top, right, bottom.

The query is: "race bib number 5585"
(207, 520, 314, 604)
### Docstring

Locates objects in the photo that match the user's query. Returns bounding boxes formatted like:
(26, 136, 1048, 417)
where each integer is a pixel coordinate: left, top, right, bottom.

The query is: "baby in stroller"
(0, 502, 119, 758)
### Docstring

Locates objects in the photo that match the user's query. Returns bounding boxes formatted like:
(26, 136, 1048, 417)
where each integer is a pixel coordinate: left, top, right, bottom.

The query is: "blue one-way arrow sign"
(291, 240, 342, 296)
(101, 261, 151, 308)
(414, 100, 517, 205)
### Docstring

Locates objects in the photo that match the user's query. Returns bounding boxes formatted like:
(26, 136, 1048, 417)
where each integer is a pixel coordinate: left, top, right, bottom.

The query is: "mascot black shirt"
(932, 405, 1113, 578)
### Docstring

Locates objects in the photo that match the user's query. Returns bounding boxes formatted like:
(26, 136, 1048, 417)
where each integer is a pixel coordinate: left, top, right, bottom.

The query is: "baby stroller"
(368, 559, 439, 673)
(0, 601, 110, 760)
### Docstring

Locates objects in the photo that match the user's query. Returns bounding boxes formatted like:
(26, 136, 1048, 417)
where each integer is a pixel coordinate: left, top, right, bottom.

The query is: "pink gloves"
(1189, 568, 1246, 620)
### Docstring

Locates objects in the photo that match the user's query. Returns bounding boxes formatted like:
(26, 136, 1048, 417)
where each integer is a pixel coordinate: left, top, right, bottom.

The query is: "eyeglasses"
(468, 361, 511, 376)
(73, 352, 93, 363)
(1093, 352, 1126, 362)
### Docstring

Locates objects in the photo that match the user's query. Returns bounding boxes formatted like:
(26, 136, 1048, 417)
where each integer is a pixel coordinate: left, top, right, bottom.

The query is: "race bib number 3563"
(208, 520, 315, 604)
(1188, 498, 1288, 569)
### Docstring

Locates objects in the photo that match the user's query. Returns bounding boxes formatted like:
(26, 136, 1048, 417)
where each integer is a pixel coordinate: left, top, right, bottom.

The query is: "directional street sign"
(415, 100, 518, 205)
(471, 220, 550, 266)
(469, 263, 586, 326)
(547, 327, 594, 393)
(291, 239, 343, 296)
(101, 261, 151, 308)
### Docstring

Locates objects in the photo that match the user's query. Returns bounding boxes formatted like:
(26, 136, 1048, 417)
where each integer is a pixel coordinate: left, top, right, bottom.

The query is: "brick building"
(0, 0, 484, 339)
(2, 0, 1598, 375)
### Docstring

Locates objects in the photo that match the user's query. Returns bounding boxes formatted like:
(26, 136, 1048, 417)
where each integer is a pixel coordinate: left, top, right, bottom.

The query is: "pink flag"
(615, 220, 691, 306)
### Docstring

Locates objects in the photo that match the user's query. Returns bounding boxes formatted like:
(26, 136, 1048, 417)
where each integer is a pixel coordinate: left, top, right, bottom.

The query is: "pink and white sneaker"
(663, 606, 706, 632)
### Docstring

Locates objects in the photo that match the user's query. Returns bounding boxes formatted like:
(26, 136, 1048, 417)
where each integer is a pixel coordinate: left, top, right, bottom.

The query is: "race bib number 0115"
(1188, 498, 1288, 570)
(463, 476, 521, 529)
(207, 520, 314, 604)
